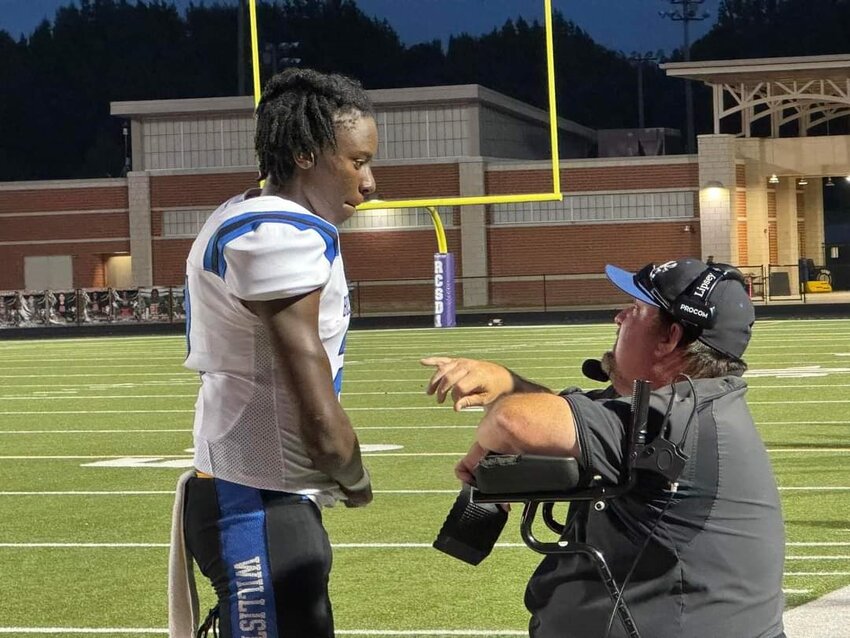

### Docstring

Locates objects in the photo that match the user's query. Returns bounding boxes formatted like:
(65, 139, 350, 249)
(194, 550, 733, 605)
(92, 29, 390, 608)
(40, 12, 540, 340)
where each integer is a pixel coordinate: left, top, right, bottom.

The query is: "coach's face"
(603, 300, 667, 396)
(298, 111, 378, 226)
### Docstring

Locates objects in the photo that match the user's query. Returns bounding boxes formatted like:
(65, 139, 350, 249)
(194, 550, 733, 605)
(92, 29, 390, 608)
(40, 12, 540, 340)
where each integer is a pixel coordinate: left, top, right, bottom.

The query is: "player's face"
(302, 112, 378, 225)
(604, 300, 666, 395)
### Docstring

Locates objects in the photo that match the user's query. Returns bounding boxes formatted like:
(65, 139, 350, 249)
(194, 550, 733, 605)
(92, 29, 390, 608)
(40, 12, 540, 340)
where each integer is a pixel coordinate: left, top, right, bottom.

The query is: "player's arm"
(244, 292, 371, 506)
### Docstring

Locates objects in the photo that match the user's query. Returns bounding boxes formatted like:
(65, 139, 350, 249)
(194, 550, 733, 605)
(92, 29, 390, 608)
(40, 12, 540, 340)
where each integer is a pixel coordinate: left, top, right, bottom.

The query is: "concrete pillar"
(802, 182, 825, 263)
(775, 178, 800, 265)
(744, 160, 770, 269)
(458, 160, 488, 306)
(774, 177, 800, 293)
(127, 171, 153, 287)
(697, 135, 738, 263)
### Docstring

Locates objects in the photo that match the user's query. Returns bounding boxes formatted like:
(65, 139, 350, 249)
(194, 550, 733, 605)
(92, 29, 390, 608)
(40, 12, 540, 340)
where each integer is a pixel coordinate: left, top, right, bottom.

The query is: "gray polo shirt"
(525, 376, 785, 638)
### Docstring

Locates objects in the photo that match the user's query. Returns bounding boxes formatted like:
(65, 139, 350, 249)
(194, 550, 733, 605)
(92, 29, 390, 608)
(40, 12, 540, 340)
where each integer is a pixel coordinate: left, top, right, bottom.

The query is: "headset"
(634, 262, 747, 330)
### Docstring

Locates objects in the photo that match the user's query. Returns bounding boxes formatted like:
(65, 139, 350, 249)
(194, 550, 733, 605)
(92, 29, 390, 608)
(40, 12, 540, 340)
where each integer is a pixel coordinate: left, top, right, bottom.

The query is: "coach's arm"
(422, 357, 579, 483)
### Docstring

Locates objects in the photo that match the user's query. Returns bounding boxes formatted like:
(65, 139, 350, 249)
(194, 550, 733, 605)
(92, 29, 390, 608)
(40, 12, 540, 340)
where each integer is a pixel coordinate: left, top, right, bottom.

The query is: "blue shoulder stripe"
(203, 211, 339, 279)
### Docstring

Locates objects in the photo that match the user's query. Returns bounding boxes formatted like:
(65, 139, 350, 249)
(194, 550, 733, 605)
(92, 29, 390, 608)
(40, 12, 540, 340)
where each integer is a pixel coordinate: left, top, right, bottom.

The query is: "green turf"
(0, 320, 848, 636)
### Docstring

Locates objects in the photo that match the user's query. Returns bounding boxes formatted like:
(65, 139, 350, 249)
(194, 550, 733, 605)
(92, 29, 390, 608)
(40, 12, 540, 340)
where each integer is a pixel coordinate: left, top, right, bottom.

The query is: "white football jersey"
(184, 192, 350, 505)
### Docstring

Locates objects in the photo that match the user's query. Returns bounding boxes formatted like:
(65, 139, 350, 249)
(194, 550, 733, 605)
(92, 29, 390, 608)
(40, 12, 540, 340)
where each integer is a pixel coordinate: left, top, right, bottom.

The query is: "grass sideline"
(0, 319, 848, 636)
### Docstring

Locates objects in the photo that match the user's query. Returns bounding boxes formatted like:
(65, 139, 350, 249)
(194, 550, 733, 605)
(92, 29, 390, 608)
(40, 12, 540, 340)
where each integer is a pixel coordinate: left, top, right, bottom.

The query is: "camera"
(432, 482, 508, 565)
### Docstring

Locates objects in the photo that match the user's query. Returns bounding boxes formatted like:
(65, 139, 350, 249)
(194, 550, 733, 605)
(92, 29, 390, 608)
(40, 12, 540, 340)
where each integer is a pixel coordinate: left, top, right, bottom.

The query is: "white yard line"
(1, 490, 849, 498)
(0, 489, 458, 496)
(6, 402, 850, 415)
(0, 423, 844, 435)
(1, 449, 849, 460)
(779, 485, 850, 492)
(788, 542, 850, 546)
(0, 630, 166, 635)
(784, 572, 850, 576)
(0, 373, 192, 379)
(0, 453, 467, 459)
(0, 410, 194, 414)
(0, 425, 474, 434)
(0, 429, 190, 434)
(0, 395, 197, 400)
(785, 556, 850, 560)
(783, 584, 850, 638)
(0, 391, 435, 399)
(0, 630, 529, 636)
(0, 542, 844, 559)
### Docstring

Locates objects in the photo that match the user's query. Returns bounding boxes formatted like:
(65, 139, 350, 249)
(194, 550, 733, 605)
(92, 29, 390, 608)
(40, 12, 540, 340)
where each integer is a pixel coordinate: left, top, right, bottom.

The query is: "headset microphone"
(582, 359, 609, 383)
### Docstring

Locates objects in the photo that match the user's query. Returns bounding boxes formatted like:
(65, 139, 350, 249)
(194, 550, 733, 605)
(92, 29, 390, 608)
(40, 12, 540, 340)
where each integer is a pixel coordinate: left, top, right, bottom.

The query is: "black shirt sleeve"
(562, 392, 633, 484)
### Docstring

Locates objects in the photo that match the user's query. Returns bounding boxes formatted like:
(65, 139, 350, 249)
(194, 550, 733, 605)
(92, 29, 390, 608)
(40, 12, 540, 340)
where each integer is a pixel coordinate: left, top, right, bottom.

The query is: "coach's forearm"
(508, 369, 552, 394)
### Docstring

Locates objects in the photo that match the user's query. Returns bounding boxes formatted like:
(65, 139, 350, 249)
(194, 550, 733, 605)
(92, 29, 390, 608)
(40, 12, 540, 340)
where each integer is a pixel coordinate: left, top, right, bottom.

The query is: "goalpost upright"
(246, 0, 563, 326)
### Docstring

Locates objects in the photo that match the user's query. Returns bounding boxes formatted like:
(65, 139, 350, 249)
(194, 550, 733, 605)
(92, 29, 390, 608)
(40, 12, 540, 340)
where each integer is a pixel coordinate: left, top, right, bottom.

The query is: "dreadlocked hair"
(255, 67, 375, 184)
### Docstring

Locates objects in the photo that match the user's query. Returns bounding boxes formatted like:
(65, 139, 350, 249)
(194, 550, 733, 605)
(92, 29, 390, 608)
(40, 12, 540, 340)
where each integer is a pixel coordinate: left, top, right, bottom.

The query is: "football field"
(0, 318, 849, 636)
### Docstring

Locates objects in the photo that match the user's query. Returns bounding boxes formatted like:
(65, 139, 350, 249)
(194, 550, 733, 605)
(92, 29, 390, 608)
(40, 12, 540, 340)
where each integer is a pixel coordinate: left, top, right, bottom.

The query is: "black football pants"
(183, 475, 334, 638)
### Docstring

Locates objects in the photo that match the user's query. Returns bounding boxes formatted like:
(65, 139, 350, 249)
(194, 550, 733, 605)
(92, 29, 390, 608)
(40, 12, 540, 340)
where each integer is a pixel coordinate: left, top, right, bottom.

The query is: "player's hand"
(341, 482, 373, 508)
(421, 356, 514, 411)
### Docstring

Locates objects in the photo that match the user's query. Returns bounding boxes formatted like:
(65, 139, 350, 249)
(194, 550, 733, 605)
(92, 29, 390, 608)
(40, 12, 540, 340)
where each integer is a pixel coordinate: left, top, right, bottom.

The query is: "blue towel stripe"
(333, 367, 344, 396)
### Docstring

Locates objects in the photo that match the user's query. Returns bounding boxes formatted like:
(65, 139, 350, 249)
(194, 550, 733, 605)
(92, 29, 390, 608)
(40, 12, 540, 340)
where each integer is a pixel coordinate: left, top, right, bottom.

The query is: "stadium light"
(659, 0, 711, 154)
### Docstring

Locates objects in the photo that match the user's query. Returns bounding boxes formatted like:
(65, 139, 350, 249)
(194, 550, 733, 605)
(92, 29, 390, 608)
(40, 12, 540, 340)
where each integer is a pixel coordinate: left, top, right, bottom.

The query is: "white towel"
(168, 470, 199, 638)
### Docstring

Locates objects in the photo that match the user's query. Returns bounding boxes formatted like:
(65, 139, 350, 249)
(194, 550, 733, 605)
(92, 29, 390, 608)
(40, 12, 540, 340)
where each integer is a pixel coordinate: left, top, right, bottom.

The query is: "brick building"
(2, 54, 848, 312)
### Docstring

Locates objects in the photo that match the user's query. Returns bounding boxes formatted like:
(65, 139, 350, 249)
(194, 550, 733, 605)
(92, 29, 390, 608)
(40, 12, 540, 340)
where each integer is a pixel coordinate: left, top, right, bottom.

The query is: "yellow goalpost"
(245, 0, 563, 214)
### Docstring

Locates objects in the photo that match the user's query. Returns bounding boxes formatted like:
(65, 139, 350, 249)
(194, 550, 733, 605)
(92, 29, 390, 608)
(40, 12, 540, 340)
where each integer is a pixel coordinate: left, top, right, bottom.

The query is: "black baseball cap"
(605, 258, 755, 360)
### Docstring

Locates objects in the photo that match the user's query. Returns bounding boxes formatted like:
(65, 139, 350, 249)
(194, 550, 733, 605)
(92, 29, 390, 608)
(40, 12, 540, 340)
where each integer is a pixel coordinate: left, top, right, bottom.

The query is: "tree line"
(1, 0, 849, 181)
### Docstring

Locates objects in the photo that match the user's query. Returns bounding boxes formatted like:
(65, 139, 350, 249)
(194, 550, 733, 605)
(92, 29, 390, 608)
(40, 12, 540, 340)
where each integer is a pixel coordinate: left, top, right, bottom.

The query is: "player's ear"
(294, 151, 315, 170)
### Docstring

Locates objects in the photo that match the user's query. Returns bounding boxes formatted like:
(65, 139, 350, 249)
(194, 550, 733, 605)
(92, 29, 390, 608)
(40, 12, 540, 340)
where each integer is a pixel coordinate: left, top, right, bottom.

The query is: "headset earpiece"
(670, 264, 746, 329)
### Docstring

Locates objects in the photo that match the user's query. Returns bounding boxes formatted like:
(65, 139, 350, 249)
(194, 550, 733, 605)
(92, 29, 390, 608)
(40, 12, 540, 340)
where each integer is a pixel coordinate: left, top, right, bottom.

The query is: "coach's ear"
(655, 320, 685, 357)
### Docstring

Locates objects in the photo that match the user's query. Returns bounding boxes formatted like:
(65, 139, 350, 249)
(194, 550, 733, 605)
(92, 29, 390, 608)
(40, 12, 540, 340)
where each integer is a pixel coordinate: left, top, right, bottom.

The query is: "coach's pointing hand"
(421, 356, 515, 411)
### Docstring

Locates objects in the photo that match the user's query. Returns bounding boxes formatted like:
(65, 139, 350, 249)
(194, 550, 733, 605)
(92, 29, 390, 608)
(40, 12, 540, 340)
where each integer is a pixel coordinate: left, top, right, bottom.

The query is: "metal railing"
(0, 287, 185, 328)
(1, 264, 845, 329)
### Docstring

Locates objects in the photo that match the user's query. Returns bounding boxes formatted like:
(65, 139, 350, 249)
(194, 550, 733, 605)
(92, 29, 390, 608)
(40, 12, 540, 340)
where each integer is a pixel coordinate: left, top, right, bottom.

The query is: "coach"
(423, 257, 785, 638)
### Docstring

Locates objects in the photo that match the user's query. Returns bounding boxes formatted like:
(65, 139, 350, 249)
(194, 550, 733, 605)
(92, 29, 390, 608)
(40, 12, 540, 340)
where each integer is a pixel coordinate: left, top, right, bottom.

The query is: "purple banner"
(434, 252, 456, 328)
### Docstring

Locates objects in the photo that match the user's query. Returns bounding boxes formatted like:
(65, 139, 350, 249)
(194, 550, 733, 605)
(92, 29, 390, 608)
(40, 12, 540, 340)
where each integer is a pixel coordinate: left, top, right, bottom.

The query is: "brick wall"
(151, 173, 257, 208)
(0, 162, 707, 304)
(372, 164, 459, 198)
(768, 190, 778, 264)
(489, 279, 631, 308)
(0, 183, 130, 289)
(147, 228, 464, 288)
(736, 164, 747, 189)
(736, 190, 748, 265)
(0, 213, 128, 242)
(0, 186, 126, 214)
(152, 239, 194, 285)
(342, 228, 462, 281)
(0, 240, 128, 290)
(487, 163, 698, 194)
(487, 221, 701, 276)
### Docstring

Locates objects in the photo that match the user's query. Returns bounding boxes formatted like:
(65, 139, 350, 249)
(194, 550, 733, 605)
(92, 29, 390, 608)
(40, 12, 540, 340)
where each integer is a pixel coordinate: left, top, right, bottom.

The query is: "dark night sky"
(0, 0, 721, 55)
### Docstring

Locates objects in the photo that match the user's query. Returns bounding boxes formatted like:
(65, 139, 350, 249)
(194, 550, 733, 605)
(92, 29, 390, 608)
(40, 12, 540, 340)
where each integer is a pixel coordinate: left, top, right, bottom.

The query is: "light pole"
(237, 0, 246, 95)
(659, 0, 710, 154)
(262, 42, 301, 76)
(121, 122, 131, 177)
(629, 52, 657, 129)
